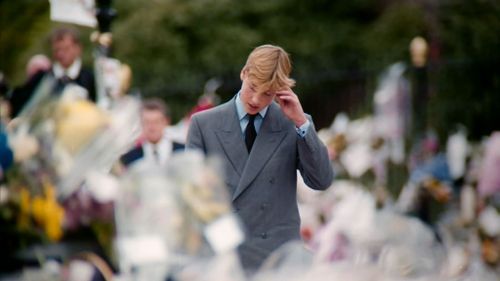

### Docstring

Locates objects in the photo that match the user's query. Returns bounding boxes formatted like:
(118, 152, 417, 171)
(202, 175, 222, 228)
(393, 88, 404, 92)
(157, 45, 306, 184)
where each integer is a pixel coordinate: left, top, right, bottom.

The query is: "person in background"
(186, 44, 334, 272)
(8, 26, 96, 118)
(120, 98, 184, 168)
(1, 55, 52, 121)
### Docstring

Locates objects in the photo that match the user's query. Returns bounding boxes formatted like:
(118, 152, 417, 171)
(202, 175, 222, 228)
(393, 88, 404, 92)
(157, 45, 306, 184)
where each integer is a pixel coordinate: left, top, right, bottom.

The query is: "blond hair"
(242, 44, 296, 92)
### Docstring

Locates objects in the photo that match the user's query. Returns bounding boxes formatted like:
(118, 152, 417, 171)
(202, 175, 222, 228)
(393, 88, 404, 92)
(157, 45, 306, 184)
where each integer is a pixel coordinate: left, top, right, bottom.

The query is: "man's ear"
(75, 44, 82, 57)
(240, 68, 247, 81)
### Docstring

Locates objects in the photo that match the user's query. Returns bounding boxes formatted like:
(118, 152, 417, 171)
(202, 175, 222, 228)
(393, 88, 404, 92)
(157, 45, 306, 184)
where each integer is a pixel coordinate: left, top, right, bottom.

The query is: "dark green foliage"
(429, 0, 500, 141)
(1, 0, 499, 138)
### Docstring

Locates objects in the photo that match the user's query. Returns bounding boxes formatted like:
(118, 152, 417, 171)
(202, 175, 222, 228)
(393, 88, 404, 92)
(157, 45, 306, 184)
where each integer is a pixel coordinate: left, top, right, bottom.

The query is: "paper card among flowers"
(49, 0, 97, 27)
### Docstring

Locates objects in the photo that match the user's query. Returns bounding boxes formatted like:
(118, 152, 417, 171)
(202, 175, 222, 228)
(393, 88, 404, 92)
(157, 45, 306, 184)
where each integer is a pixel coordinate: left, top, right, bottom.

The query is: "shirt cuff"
(295, 120, 310, 138)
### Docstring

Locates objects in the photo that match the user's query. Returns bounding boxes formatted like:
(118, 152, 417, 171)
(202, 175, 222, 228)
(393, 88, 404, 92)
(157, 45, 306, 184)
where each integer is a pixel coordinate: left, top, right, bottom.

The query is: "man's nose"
(251, 93, 262, 105)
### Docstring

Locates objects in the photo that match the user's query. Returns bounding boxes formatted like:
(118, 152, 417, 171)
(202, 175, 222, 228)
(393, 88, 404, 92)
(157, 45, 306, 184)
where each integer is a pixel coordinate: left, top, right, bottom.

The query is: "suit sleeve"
(186, 114, 206, 154)
(296, 118, 334, 190)
(8, 71, 45, 118)
(77, 68, 96, 102)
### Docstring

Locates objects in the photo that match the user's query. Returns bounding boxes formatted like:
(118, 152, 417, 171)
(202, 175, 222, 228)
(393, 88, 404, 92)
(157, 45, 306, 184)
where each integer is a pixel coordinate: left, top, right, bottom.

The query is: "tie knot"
(152, 145, 160, 163)
(248, 114, 258, 121)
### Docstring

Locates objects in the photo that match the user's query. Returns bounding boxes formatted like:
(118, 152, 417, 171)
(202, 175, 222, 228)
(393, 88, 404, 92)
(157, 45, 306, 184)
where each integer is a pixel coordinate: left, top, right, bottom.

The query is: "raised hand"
(274, 88, 307, 127)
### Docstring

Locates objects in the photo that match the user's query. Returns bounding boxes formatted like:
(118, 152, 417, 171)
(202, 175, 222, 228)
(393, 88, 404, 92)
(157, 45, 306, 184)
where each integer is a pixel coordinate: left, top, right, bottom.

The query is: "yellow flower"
(44, 200, 64, 241)
(31, 196, 45, 225)
(43, 185, 65, 241)
(17, 188, 31, 229)
(44, 183, 56, 200)
(29, 183, 65, 241)
(55, 99, 109, 156)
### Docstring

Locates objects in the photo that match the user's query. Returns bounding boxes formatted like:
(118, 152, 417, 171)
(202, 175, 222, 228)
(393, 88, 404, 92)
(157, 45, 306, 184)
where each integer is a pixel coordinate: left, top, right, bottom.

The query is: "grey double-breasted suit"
(186, 97, 333, 270)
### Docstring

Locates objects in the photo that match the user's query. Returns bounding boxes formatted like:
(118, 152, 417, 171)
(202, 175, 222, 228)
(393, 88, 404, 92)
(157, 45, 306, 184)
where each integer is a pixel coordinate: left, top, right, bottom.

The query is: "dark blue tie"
(245, 114, 257, 152)
(54, 75, 71, 94)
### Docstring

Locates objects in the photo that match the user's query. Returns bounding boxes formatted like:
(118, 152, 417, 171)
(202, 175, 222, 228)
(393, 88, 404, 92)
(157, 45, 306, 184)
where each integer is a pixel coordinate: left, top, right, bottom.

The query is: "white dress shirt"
(142, 137, 173, 167)
(53, 58, 82, 80)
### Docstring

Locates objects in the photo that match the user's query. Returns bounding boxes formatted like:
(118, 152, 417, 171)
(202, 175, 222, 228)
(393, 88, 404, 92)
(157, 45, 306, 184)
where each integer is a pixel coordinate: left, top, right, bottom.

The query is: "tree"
(1, 0, 499, 138)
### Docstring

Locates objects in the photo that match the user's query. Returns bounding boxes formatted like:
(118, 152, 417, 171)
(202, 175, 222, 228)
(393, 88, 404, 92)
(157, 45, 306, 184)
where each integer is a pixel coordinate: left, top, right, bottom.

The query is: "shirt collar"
(52, 58, 82, 80)
(235, 91, 268, 121)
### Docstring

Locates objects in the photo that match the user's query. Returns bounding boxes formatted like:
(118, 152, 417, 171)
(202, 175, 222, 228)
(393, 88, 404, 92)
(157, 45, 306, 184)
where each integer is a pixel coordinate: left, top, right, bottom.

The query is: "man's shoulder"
(120, 145, 144, 166)
(191, 100, 233, 121)
(172, 141, 185, 151)
(77, 67, 94, 79)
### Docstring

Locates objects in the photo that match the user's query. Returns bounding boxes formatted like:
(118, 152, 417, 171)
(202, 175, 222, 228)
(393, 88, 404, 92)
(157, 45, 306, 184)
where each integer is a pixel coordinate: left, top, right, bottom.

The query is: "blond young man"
(187, 45, 333, 271)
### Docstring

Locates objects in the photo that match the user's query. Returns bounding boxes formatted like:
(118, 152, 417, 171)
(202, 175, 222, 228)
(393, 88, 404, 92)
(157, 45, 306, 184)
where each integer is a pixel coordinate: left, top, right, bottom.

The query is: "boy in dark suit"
(121, 98, 184, 168)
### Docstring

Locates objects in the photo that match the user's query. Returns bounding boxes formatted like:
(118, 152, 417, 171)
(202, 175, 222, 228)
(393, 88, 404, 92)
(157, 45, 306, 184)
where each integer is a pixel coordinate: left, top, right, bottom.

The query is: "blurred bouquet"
(1, 76, 140, 260)
(114, 151, 245, 280)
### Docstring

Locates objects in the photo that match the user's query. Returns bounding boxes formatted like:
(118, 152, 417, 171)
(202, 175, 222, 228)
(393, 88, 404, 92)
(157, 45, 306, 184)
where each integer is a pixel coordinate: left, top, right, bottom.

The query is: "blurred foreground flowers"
(0, 63, 498, 280)
(0, 77, 140, 269)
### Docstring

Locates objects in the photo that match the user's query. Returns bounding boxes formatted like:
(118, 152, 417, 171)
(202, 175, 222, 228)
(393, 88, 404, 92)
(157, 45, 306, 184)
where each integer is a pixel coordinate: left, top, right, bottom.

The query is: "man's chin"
(246, 108, 261, 115)
(148, 138, 162, 144)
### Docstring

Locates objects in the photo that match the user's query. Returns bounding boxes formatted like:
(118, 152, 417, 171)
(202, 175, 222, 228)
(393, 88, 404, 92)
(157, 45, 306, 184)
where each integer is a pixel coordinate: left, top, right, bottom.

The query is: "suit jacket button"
(261, 232, 267, 239)
(260, 204, 266, 210)
(269, 178, 275, 184)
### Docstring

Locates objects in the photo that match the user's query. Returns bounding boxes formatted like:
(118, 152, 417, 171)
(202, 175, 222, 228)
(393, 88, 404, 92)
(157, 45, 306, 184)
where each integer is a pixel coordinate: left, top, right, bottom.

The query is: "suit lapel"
(215, 100, 248, 176)
(232, 103, 288, 201)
